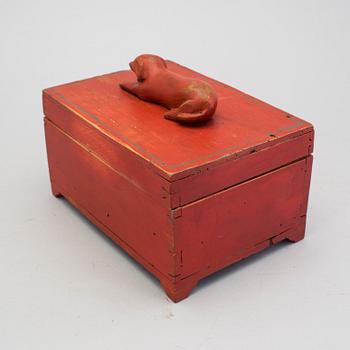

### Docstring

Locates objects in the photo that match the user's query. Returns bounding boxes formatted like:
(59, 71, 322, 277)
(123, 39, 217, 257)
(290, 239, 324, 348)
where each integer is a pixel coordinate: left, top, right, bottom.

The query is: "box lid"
(43, 61, 313, 182)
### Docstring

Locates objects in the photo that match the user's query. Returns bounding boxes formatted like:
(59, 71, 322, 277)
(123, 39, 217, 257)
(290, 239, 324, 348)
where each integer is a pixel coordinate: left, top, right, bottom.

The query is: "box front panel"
(174, 156, 312, 278)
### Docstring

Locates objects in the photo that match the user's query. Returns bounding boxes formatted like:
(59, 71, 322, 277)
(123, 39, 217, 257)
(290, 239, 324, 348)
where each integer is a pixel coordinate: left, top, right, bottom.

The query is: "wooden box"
(43, 61, 314, 302)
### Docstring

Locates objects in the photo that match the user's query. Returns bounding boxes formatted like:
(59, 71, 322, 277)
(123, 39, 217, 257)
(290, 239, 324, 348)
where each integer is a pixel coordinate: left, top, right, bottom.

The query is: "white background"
(1, 1, 349, 349)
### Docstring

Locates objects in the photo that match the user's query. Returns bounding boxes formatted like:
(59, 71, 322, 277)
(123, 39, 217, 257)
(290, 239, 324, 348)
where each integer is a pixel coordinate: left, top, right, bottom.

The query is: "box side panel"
(43, 92, 173, 208)
(45, 118, 177, 280)
(170, 130, 314, 207)
(173, 156, 312, 278)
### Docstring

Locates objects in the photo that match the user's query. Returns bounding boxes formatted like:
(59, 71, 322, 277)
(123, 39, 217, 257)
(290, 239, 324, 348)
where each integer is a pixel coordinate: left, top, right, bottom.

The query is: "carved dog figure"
(120, 54, 218, 123)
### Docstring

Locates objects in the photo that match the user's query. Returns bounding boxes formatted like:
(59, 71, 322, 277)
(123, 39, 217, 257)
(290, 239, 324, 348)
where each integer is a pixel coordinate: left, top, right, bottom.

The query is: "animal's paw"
(164, 108, 179, 121)
(119, 82, 131, 91)
(120, 82, 140, 94)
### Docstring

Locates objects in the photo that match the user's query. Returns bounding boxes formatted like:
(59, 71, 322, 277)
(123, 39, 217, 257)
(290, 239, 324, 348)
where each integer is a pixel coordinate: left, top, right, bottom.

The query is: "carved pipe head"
(129, 54, 167, 82)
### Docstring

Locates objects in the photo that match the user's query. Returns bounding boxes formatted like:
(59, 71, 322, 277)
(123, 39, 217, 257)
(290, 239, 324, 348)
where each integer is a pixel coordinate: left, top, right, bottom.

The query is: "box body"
(43, 61, 313, 301)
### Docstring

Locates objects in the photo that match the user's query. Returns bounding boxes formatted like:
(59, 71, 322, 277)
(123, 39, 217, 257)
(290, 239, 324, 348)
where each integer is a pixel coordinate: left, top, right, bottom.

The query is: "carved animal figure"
(120, 54, 218, 124)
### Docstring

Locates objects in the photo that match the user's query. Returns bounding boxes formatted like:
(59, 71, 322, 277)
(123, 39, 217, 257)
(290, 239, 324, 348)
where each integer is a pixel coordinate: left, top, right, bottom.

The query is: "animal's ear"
(131, 58, 148, 82)
(157, 56, 167, 68)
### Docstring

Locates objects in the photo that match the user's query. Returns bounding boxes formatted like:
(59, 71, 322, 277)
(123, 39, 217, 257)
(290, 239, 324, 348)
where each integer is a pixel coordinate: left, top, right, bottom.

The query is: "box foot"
(287, 231, 305, 243)
(51, 183, 63, 198)
(161, 277, 198, 303)
(287, 216, 306, 243)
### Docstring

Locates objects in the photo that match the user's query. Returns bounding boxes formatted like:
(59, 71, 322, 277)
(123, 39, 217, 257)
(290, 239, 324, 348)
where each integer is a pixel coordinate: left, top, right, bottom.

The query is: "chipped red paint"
(43, 60, 314, 302)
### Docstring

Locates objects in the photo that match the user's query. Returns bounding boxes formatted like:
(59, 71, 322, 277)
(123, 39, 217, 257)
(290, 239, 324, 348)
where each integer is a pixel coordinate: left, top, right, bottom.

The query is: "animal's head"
(129, 54, 167, 82)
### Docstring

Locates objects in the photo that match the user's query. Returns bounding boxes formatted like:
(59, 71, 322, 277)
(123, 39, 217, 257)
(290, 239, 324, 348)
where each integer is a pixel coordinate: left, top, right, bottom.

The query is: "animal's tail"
(164, 99, 216, 124)
(164, 109, 210, 123)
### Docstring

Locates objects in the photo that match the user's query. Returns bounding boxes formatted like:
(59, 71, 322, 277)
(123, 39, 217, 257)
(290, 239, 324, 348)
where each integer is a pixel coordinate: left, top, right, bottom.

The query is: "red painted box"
(43, 61, 313, 302)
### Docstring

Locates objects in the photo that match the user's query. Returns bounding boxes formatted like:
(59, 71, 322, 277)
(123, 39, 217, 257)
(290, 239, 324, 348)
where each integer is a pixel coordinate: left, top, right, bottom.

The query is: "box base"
(51, 183, 306, 302)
